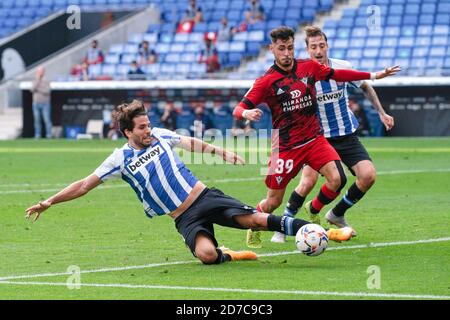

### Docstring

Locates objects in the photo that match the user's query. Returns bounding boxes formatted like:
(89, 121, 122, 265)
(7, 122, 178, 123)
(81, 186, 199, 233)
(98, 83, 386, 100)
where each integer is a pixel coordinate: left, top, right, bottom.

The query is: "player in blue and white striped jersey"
(272, 26, 396, 243)
(25, 100, 355, 265)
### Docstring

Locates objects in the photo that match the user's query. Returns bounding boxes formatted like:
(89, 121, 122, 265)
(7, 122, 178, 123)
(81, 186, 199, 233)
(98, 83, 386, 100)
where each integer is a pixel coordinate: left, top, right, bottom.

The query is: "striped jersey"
(315, 58, 363, 138)
(94, 128, 198, 218)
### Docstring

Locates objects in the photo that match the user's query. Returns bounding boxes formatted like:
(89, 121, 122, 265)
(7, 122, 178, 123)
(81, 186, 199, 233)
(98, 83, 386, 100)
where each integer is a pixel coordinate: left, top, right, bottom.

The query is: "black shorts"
(174, 187, 256, 256)
(326, 134, 372, 175)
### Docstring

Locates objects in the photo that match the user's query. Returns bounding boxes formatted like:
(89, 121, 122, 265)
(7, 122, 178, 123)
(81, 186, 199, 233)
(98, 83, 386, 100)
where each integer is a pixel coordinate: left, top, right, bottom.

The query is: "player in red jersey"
(233, 26, 400, 248)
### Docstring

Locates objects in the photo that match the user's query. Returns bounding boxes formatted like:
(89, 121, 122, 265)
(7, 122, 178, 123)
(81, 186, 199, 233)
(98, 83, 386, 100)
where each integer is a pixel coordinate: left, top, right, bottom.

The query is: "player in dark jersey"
(233, 26, 400, 248)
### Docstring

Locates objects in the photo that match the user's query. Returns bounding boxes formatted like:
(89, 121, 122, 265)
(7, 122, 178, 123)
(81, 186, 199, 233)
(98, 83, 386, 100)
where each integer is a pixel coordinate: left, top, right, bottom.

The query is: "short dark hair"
(304, 26, 328, 46)
(270, 26, 295, 43)
(113, 99, 148, 137)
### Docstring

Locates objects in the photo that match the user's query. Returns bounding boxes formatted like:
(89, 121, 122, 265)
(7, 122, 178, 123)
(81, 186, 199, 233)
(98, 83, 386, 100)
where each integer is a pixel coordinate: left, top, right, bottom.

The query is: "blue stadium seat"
(419, 14, 434, 25)
(143, 33, 158, 43)
(102, 64, 116, 76)
(366, 37, 382, 47)
(383, 37, 398, 47)
(246, 42, 262, 56)
(105, 54, 120, 64)
(432, 36, 448, 46)
(165, 53, 181, 63)
(412, 47, 429, 58)
(398, 37, 415, 47)
(363, 48, 379, 59)
(435, 14, 450, 25)
(189, 33, 204, 43)
(229, 42, 246, 52)
(429, 47, 447, 58)
(170, 43, 185, 53)
(121, 53, 137, 64)
(174, 33, 189, 43)
(210, 106, 233, 136)
(397, 48, 411, 59)
(379, 48, 396, 58)
(180, 53, 198, 63)
(421, 3, 436, 14)
(403, 15, 418, 26)
(348, 38, 365, 48)
(160, 63, 177, 74)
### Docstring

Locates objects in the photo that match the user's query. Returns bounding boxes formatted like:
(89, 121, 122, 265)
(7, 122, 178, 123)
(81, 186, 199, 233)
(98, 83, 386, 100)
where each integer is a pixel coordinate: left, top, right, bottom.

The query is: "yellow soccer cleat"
(303, 200, 321, 225)
(326, 227, 354, 242)
(246, 229, 262, 248)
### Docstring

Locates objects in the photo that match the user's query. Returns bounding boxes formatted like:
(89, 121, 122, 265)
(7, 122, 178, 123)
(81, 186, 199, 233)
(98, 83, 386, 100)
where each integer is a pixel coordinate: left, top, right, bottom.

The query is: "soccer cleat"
(303, 200, 321, 225)
(246, 229, 262, 248)
(270, 231, 286, 243)
(326, 227, 354, 242)
(221, 247, 258, 261)
(325, 210, 357, 236)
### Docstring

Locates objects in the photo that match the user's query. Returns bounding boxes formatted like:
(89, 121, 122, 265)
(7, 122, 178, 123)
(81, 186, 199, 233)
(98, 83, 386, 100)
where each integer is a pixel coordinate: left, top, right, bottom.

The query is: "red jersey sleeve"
(310, 59, 371, 82)
(233, 76, 268, 119)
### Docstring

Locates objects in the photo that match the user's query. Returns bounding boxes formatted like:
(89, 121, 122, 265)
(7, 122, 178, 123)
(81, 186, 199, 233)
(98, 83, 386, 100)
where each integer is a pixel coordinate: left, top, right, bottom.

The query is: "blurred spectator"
(231, 118, 252, 137)
(127, 60, 146, 80)
(84, 39, 104, 65)
(217, 17, 238, 42)
(160, 102, 178, 131)
(107, 109, 121, 140)
(138, 40, 157, 65)
(191, 104, 212, 138)
(244, 0, 265, 25)
(181, 0, 203, 24)
(199, 35, 220, 73)
(349, 98, 370, 137)
(80, 62, 90, 81)
(31, 66, 52, 139)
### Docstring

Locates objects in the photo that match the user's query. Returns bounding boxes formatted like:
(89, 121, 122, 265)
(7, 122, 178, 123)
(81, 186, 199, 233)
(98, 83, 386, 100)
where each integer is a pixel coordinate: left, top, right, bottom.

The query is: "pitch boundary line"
(1, 168, 450, 194)
(0, 237, 449, 282)
(0, 280, 448, 300)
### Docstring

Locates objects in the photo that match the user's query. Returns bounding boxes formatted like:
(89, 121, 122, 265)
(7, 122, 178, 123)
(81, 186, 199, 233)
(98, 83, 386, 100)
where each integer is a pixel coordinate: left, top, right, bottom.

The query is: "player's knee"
(196, 247, 218, 265)
(359, 169, 376, 189)
(299, 178, 316, 194)
(265, 197, 282, 212)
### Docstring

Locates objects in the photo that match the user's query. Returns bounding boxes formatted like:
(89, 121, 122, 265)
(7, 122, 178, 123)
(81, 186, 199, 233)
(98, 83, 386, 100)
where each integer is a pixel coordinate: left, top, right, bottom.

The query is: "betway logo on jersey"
(317, 89, 345, 104)
(127, 146, 164, 173)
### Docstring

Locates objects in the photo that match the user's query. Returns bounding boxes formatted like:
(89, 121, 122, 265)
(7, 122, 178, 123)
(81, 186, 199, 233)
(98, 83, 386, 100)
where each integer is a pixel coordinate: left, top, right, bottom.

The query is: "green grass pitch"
(0, 137, 449, 300)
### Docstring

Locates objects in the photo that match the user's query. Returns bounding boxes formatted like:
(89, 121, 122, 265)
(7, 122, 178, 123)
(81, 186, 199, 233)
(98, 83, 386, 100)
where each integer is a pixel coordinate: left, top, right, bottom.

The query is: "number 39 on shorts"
(275, 159, 293, 174)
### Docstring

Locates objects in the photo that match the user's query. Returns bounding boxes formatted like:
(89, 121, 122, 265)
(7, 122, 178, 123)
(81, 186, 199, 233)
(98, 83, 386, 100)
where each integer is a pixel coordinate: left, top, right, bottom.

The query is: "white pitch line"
(0, 280, 448, 300)
(0, 237, 449, 282)
(2, 168, 450, 194)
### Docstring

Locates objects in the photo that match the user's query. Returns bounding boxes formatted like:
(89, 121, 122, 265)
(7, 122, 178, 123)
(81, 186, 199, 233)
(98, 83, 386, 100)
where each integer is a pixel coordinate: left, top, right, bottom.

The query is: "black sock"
(333, 182, 366, 217)
(214, 249, 231, 264)
(267, 214, 309, 236)
(284, 191, 305, 216)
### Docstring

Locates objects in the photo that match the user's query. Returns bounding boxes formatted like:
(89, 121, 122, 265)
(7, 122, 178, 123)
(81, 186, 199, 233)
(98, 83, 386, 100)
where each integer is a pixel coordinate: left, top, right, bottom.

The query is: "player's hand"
(243, 109, 263, 122)
(376, 66, 401, 79)
(222, 150, 245, 165)
(380, 113, 394, 131)
(25, 200, 51, 222)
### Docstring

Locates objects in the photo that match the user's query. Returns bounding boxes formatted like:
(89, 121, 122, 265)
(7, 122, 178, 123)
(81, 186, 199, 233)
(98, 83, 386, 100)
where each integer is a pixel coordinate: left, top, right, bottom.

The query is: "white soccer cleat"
(270, 231, 286, 243)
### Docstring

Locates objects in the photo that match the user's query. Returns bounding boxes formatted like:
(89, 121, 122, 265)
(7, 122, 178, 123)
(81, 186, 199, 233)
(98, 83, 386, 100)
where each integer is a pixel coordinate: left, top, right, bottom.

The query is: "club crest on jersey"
(127, 145, 164, 173)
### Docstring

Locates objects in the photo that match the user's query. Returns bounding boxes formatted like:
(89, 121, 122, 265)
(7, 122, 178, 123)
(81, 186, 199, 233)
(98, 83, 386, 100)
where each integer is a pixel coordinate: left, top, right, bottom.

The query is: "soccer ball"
(295, 224, 329, 256)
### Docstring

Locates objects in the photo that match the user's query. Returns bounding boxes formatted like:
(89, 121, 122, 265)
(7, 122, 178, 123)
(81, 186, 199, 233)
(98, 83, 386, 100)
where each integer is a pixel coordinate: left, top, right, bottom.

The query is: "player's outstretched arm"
(373, 65, 401, 79)
(25, 174, 102, 222)
(178, 136, 245, 165)
(360, 82, 394, 131)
